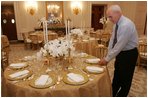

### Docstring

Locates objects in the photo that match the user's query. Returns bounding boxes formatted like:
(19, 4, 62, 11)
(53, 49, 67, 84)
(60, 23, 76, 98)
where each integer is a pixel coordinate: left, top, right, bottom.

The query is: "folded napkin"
(45, 68, 52, 73)
(83, 40, 89, 42)
(86, 66, 104, 73)
(35, 75, 51, 86)
(10, 62, 27, 68)
(73, 40, 77, 43)
(67, 73, 84, 82)
(89, 38, 95, 40)
(140, 52, 147, 56)
(9, 70, 29, 78)
(139, 40, 143, 43)
(98, 44, 104, 47)
(24, 56, 33, 61)
(79, 52, 88, 57)
(86, 58, 100, 63)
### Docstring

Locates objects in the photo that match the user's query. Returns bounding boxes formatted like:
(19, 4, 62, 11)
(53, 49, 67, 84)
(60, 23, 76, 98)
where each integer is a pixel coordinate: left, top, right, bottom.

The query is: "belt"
(121, 47, 137, 53)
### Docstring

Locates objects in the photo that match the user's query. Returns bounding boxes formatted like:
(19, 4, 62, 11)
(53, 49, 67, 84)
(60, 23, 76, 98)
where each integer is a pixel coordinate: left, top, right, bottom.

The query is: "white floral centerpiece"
(37, 17, 46, 28)
(99, 16, 109, 30)
(37, 38, 75, 58)
(70, 29, 83, 36)
(70, 29, 83, 39)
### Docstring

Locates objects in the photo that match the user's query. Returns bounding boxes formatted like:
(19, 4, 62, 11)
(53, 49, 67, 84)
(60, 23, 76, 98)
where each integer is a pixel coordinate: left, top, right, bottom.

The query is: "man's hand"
(99, 58, 108, 65)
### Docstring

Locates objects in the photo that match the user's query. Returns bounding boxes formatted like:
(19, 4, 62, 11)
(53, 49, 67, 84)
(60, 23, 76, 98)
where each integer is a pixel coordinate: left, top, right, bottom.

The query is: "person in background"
(99, 5, 138, 97)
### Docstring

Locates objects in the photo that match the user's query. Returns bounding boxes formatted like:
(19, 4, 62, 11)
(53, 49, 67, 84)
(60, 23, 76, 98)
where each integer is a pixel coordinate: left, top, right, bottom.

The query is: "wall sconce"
(25, 1, 38, 15)
(71, 1, 82, 15)
(47, 4, 60, 14)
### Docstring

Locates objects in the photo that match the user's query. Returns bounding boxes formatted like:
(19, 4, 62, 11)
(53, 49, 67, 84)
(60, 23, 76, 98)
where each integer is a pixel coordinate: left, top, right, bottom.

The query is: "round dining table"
(4, 54, 112, 97)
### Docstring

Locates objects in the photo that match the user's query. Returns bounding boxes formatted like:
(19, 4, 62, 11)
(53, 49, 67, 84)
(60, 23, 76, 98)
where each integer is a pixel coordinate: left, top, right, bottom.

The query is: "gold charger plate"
(8, 62, 29, 70)
(83, 66, 104, 74)
(63, 71, 89, 85)
(29, 74, 56, 89)
(6, 69, 32, 81)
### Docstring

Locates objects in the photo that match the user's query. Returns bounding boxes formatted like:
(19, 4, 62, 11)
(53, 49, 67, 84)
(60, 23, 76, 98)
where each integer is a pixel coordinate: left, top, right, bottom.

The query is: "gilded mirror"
(46, 1, 63, 24)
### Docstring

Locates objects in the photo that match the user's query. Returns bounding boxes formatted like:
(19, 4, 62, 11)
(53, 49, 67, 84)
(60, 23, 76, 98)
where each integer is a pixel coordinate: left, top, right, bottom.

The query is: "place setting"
(8, 62, 29, 70)
(5, 69, 32, 81)
(62, 69, 89, 85)
(29, 74, 57, 89)
(83, 66, 104, 74)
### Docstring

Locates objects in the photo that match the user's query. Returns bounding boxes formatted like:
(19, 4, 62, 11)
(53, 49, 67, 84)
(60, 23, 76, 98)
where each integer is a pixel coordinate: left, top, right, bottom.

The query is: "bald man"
(99, 5, 138, 97)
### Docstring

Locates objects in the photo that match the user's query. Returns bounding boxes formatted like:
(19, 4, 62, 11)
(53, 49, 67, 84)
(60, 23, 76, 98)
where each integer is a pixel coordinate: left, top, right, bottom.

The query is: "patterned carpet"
(7, 43, 147, 97)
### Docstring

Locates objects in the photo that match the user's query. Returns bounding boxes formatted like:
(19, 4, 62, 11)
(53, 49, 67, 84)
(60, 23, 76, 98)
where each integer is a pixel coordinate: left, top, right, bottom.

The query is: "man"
(99, 5, 138, 97)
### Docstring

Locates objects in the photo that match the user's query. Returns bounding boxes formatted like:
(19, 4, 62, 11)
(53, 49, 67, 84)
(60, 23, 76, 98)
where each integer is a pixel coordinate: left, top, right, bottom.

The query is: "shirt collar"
(117, 15, 124, 25)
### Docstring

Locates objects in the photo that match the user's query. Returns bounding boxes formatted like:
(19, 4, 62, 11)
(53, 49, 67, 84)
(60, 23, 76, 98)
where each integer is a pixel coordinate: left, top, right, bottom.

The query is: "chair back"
(139, 43, 147, 57)
(30, 35, 39, 44)
(1, 51, 9, 71)
(95, 44, 108, 58)
(22, 33, 27, 40)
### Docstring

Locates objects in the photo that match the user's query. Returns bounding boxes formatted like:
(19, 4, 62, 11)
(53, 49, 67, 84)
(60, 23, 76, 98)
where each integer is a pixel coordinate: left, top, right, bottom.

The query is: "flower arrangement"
(99, 16, 109, 30)
(37, 17, 46, 28)
(48, 17, 62, 24)
(38, 38, 75, 58)
(70, 29, 83, 37)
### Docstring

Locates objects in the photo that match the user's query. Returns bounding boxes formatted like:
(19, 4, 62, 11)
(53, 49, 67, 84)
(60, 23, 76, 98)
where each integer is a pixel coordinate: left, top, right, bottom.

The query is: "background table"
(74, 38, 98, 56)
(4, 55, 112, 97)
(29, 31, 58, 43)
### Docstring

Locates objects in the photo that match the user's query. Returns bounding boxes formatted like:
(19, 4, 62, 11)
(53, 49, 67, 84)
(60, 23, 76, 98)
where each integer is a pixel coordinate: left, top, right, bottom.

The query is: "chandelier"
(25, 1, 38, 15)
(71, 1, 82, 15)
(47, 4, 60, 14)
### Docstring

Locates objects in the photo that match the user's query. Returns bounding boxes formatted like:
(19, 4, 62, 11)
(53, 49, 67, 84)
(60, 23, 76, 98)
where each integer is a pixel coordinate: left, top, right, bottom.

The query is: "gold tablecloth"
(4, 55, 112, 97)
(29, 32, 58, 43)
(74, 38, 98, 56)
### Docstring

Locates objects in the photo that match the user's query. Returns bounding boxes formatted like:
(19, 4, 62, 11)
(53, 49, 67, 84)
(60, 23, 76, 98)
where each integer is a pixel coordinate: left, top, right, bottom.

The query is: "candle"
(72, 21, 73, 29)
(81, 21, 82, 30)
(68, 20, 70, 39)
(68, 20, 70, 48)
(45, 21, 48, 43)
(65, 20, 68, 40)
(43, 21, 46, 44)
(84, 21, 85, 29)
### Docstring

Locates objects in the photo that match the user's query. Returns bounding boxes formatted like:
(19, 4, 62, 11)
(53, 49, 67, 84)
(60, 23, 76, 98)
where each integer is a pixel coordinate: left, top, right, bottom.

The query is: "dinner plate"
(83, 66, 104, 74)
(63, 71, 89, 85)
(29, 74, 56, 89)
(6, 69, 32, 81)
(9, 62, 29, 70)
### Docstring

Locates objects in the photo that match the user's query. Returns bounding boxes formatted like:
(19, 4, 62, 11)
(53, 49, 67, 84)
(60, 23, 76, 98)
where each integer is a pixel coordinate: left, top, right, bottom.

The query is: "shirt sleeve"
(108, 31, 114, 52)
(107, 25, 115, 52)
(105, 24, 132, 62)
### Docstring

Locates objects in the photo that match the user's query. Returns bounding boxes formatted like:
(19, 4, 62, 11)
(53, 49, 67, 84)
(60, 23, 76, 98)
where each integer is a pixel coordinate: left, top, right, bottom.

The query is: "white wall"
(14, 1, 46, 40)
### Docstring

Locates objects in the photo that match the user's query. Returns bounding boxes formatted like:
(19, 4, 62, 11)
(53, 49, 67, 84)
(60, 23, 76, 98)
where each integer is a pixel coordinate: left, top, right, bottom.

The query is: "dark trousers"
(112, 48, 138, 97)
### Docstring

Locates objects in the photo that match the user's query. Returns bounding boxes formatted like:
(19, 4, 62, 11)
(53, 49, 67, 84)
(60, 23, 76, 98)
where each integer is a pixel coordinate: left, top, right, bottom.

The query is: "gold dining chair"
(95, 44, 108, 59)
(101, 32, 111, 47)
(48, 33, 58, 41)
(30, 34, 43, 50)
(137, 42, 147, 68)
(1, 51, 9, 71)
(22, 33, 32, 49)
